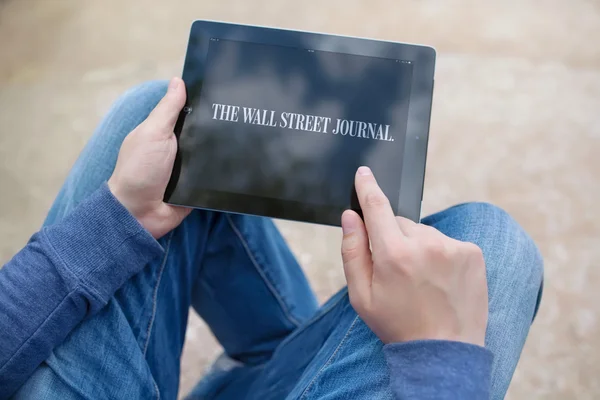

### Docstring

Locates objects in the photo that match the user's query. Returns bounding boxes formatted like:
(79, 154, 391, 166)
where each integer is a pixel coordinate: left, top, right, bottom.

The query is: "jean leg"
(43, 81, 167, 225)
(12, 81, 195, 400)
(241, 202, 542, 400)
(13, 81, 318, 400)
(191, 213, 318, 365)
(248, 288, 390, 400)
(421, 202, 543, 399)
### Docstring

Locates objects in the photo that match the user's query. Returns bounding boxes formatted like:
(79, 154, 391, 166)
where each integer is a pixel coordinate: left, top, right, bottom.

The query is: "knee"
(97, 80, 169, 143)
(70, 81, 169, 181)
(112, 80, 169, 120)
(451, 202, 541, 257)
(426, 202, 543, 297)
(118, 80, 169, 111)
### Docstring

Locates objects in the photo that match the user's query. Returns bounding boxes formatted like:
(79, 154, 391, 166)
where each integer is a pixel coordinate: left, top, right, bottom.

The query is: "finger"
(395, 216, 417, 236)
(355, 166, 403, 252)
(144, 77, 187, 135)
(341, 210, 373, 309)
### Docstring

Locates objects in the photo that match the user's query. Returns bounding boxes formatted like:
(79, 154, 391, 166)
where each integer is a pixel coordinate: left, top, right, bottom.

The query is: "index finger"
(354, 166, 403, 251)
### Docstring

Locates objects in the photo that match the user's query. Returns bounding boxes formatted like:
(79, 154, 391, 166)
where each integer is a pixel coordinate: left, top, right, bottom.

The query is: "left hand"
(108, 77, 192, 239)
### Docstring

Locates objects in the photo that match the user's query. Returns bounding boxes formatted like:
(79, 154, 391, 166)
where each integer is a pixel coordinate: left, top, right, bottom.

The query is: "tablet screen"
(166, 22, 434, 225)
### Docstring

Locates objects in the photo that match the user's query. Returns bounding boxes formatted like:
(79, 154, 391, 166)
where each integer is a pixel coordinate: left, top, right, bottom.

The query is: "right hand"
(341, 166, 489, 346)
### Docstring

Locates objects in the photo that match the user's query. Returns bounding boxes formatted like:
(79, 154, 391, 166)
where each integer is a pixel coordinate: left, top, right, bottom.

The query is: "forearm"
(0, 184, 163, 398)
(385, 340, 493, 400)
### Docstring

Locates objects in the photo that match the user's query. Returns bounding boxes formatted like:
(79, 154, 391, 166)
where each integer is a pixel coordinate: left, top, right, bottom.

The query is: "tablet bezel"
(165, 20, 436, 225)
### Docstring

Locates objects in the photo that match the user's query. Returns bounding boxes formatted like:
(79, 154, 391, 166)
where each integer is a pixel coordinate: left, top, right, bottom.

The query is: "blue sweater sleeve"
(0, 184, 164, 398)
(384, 340, 493, 399)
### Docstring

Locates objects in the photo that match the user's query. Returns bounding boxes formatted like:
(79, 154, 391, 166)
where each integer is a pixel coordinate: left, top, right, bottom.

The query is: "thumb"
(341, 210, 373, 310)
(144, 77, 187, 135)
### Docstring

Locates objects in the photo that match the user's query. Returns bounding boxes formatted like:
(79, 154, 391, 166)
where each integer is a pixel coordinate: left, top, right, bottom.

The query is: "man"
(0, 78, 543, 399)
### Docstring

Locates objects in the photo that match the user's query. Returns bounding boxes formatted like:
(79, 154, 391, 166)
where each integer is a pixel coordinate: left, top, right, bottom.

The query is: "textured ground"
(1, 0, 599, 398)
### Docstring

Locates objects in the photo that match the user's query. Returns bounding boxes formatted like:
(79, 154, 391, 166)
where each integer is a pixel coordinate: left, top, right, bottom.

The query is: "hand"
(341, 166, 488, 346)
(108, 77, 192, 239)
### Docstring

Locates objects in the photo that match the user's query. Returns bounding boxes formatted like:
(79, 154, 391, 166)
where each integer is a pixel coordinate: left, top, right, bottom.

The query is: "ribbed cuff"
(384, 340, 493, 399)
(42, 183, 164, 307)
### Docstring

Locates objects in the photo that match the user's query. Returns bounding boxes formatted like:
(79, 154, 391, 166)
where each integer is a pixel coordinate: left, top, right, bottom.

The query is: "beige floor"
(1, 0, 599, 398)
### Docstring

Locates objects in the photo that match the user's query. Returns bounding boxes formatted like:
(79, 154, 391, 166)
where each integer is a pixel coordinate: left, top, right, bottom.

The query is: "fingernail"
(341, 211, 357, 235)
(168, 77, 180, 92)
(357, 166, 371, 176)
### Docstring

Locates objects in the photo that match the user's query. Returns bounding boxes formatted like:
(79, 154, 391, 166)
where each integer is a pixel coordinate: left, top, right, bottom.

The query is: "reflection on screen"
(170, 38, 413, 212)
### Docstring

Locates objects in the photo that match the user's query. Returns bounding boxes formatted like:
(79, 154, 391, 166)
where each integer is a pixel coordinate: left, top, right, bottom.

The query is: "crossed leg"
(241, 203, 543, 400)
(13, 81, 543, 400)
(12, 81, 318, 400)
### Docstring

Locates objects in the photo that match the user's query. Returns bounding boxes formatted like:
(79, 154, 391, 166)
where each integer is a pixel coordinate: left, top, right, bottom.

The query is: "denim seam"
(226, 215, 301, 327)
(152, 379, 161, 400)
(270, 289, 348, 360)
(298, 314, 361, 399)
(81, 229, 152, 298)
(142, 231, 174, 356)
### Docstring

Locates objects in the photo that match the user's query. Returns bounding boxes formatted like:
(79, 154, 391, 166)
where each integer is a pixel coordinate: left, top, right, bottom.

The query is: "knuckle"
(377, 245, 411, 268)
(412, 223, 436, 238)
(414, 223, 432, 232)
(465, 243, 485, 264)
(364, 191, 390, 209)
(422, 224, 445, 237)
(396, 217, 418, 235)
(441, 242, 458, 260)
(378, 246, 399, 265)
(341, 234, 361, 263)
(463, 242, 483, 257)
(424, 238, 447, 257)
(341, 247, 360, 265)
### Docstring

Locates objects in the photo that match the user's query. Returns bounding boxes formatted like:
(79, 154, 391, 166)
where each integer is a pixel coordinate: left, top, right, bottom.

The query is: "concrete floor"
(1, 0, 599, 398)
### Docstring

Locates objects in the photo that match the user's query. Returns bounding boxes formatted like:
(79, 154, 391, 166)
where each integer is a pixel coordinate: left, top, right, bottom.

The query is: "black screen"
(168, 37, 414, 218)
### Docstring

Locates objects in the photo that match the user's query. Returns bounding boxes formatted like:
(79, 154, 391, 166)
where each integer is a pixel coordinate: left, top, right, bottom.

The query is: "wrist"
(107, 178, 139, 223)
(107, 177, 182, 240)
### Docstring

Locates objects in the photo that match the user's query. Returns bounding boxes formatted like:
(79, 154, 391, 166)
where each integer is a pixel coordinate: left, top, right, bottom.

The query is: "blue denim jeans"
(12, 81, 543, 400)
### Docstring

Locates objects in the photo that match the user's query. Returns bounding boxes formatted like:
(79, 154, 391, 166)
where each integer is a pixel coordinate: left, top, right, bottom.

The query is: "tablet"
(164, 20, 436, 226)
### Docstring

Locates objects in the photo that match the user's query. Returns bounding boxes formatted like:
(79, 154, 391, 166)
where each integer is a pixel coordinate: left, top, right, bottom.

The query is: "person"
(0, 78, 543, 400)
